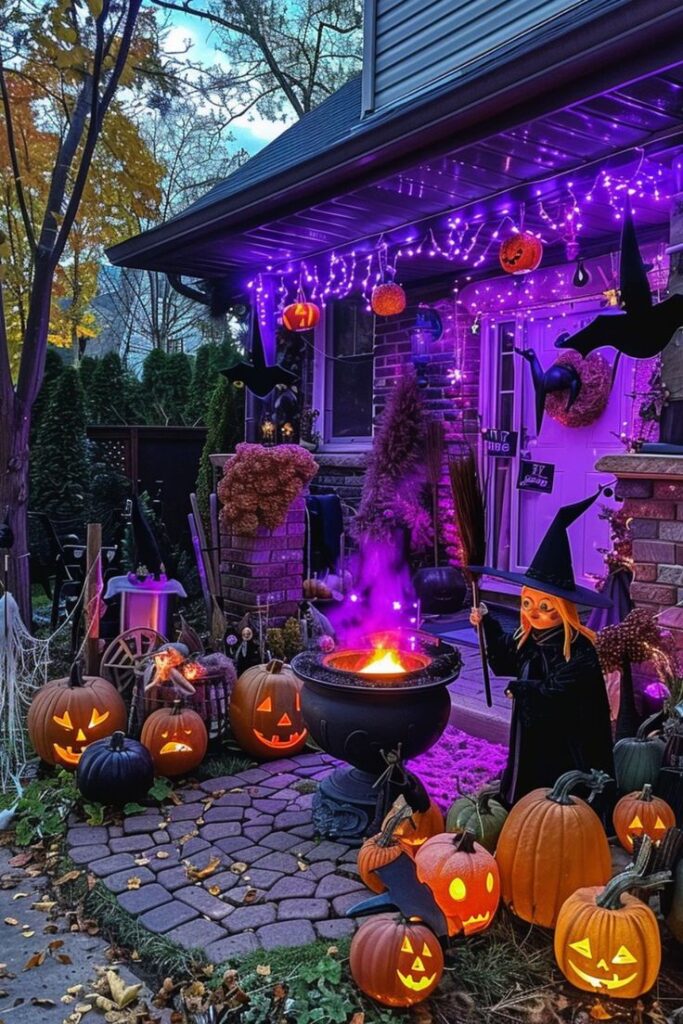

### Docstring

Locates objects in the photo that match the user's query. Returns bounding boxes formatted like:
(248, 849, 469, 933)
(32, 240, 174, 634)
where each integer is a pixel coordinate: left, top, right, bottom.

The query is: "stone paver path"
(66, 753, 366, 962)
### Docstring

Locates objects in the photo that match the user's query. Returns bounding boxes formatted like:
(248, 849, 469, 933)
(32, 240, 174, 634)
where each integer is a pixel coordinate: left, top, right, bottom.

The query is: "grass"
(195, 748, 255, 780)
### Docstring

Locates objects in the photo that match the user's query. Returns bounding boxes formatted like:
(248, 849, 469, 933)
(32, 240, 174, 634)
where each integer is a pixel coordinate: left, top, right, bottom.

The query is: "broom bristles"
(449, 448, 486, 574)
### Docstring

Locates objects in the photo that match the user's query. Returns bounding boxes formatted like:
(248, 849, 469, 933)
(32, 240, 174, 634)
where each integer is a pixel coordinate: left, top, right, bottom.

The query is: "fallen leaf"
(56, 953, 73, 964)
(30, 997, 56, 1007)
(3, 917, 18, 926)
(21, 930, 35, 938)
(326, 946, 338, 956)
(297, 860, 308, 872)
(106, 970, 142, 1008)
(75, 1003, 92, 1013)
(208, 885, 221, 896)
(48, 939, 65, 950)
(229, 862, 247, 875)
(31, 900, 56, 911)
(8, 852, 33, 867)
(126, 877, 142, 890)
(589, 1003, 613, 1020)
(243, 887, 259, 904)
(349, 1014, 365, 1024)
(67, 985, 84, 995)
(133, 857, 149, 867)
(186, 857, 221, 882)
(23, 951, 46, 970)
(255, 964, 271, 977)
(12, 892, 29, 900)
(155, 851, 169, 860)
(130, 950, 141, 962)
(53, 870, 81, 887)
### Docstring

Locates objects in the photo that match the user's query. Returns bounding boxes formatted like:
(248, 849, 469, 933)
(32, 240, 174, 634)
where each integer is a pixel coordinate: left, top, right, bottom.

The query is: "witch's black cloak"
(482, 615, 615, 807)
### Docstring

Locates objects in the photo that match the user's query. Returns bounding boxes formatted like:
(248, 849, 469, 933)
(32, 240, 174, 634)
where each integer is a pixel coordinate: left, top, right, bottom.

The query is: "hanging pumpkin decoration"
(554, 868, 669, 999)
(77, 731, 154, 806)
(612, 783, 675, 851)
(27, 662, 127, 769)
(446, 785, 508, 853)
(499, 231, 543, 275)
(391, 799, 444, 854)
(495, 769, 612, 928)
(371, 282, 406, 317)
(282, 300, 321, 333)
(229, 659, 307, 759)
(349, 914, 444, 1007)
(613, 712, 667, 794)
(358, 797, 414, 894)
(140, 700, 207, 776)
(415, 830, 500, 936)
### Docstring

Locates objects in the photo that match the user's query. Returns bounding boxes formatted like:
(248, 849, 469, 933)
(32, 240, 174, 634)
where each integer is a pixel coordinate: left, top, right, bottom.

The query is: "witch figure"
(469, 491, 615, 809)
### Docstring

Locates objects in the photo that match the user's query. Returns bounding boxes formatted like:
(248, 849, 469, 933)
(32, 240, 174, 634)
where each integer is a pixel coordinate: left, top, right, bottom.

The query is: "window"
(490, 321, 516, 571)
(318, 300, 374, 444)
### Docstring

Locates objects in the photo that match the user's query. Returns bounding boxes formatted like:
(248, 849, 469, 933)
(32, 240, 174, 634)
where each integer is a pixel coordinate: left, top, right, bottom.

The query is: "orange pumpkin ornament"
(358, 797, 414, 894)
(349, 914, 444, 1007)
(140, 700, 207, 776)
(371, 282, 406, 317)
(230, 659, 307, 759)
(612, 783, 675, 851)
(499, 231, 543, 275)
(392, 799, 444, 854)
(27, 662, 127, 769)
(495, 769, 612, 928)
(554, 867, 669, 999)
(415, 830, 500, 935)
(282, 301, 320, 332)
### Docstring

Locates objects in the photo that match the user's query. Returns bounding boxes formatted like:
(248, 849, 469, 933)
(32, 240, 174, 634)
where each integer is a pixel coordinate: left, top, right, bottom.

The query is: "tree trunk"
(0, 391, 31, 624)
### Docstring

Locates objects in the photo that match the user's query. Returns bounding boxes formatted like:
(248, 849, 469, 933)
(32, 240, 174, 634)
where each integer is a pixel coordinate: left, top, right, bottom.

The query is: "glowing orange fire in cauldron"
(359, 647, 407, 675)
(323, 643, 431, 682)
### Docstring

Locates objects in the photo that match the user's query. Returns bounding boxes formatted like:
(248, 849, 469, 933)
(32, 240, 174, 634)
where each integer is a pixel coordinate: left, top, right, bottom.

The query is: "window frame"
(312, 300, 375, 450)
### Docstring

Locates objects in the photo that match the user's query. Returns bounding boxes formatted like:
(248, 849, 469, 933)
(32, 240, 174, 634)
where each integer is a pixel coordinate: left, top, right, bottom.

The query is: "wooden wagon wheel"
(100, 627, 167, 701)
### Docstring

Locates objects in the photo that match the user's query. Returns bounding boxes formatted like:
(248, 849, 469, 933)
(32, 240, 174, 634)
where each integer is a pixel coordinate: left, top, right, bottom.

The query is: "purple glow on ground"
(408, 725, 508, 813)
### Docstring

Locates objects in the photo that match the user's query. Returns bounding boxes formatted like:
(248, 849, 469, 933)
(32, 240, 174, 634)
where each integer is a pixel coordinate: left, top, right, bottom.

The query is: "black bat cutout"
(557, 205, 683, 359)
(220, 317, 296, 398)
(345, 852, 449, 939)
(515, 346, 582, 433)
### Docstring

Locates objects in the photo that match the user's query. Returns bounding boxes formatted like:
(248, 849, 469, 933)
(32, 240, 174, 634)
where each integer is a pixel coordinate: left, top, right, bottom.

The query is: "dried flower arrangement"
(217, 442, 317, 536)
(545, 350, 611, 427)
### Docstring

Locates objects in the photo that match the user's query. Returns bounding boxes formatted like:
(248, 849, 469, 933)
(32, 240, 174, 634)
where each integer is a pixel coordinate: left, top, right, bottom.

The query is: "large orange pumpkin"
(282, 301, 320, 332)
(229, 659, 307, 759)
(612, 783, 675, 851)
(349, 914, 444, 1007)
(495, 769, 612, 928)
(140, 700, 207, 776)
(554, 868, 668, 999)
(498, 231, 543, 274)
(392, 799, 444, 855)
(371, 282, 406, 317)
(415, 830, 500, 936)
(27, 662, 127, 769)
(358, 797, 414, 894)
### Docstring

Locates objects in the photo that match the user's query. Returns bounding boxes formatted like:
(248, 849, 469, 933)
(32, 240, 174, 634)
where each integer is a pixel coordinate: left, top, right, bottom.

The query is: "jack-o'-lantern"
(349, 914, 444, 1007)
(499, 232, 543, 275)
(358, 797, 414, 894)
(495, 769, 612, 928)
(140, 700, 207, 776)
(282, 300, 320, 332)
(554, 868, 668, 999)
(27, 662, 127, 769)
(416, 830, 500, 935)
(391, 799, 444, 854)
(371, 282, 406, 317)
(446, 785, 508, 853)
(229, 659, 307, 759)
(612, 783, 675, 851)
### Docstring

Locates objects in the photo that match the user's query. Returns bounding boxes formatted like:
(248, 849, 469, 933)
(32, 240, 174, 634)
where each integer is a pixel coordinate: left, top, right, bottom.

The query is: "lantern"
(77, 731, 154, 806)
(229, 660, 308, 759)
(27, 662, 127, 769)
(358, 798, 414, 894)
(612, 783, 675, 851)
(391, 799, 444, 854)
(446, 786, 508, 853)
(140, 700, 207, 776)
(495, 769, 612, 928)
(282, 301, 320, 332)
(415, 830, 500, 936)
(554, 868, 667, 999)
(349, 914, 444, 1007)
(371, 282, 406, 317)
(613, 712, 666, 794)
(499, 232, 543, 275)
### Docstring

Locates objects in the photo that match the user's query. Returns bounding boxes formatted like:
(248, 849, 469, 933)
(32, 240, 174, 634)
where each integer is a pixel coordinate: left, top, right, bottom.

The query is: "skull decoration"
(612, 783, 675, 851)
(415, 830, 500, 936)
(499, 232, 543, 275)
(27, 662, 127, 769)
(229, 660, 308, 759)
(140, 700, 208, 776)
(349, 914, 444, 1007)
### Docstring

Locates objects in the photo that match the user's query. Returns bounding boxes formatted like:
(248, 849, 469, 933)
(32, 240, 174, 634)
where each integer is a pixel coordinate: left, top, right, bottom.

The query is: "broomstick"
(449, 448, 492, 707)
(425, 420, 444, 567)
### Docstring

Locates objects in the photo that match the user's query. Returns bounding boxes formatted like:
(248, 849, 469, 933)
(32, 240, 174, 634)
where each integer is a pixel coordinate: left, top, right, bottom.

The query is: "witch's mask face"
(520, 587, 561, 631)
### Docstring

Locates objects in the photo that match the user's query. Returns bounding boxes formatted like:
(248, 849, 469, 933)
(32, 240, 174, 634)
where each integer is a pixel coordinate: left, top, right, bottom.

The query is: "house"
(108, 0, 683, 608)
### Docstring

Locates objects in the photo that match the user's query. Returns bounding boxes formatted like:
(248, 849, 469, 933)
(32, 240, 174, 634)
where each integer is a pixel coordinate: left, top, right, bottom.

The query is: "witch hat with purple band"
(469, 488, 612, 608)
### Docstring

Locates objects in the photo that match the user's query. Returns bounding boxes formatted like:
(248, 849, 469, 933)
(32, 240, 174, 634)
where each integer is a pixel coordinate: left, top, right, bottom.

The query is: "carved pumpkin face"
(27, 663, 127, 769)
(499, 232, 543, 274)
(229, 660, 307, 759)
(612, 784, 675, 851)
(415, 831, 500, 935)
(392, 801, 444, 853)
(520, 587, 561, 631)
(140, 702, 208, 776)
(349, 914, 444, 1007)
(282, 301, 321, 332)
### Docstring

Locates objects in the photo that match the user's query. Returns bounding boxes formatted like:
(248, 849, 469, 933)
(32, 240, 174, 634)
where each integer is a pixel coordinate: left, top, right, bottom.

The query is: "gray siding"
(365, 0, 609, 114)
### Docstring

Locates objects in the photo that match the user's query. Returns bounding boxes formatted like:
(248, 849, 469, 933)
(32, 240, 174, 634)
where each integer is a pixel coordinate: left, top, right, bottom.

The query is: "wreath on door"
(545, 346, 612, 428)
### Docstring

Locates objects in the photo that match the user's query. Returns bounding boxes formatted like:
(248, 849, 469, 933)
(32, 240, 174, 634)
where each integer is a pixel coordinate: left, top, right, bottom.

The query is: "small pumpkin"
(282, 300, 320, 332)
(613, 712, 666, 794)
(554, 868, 669, 999)
(230, 659, 307, 759)
(392, 799, 444, 854)
(495, 769, 612, 928)
(613, 783, 675, 851)
(415, 830, 500, 936)
(349, 914, 444, 1007)
(140, 700, 207, 776)
(358, 797, 414, 894)
(446, 785, 508, 853)
(371, 282, 406, 317)
(498, 231, 543, 274)
(77, 731, 154, 806)
(27, 662, 127, 769)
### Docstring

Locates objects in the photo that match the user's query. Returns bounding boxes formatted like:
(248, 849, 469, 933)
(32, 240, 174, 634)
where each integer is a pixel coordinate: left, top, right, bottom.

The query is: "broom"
(449, 447, 492, 708)
(425, 420, 445, 567)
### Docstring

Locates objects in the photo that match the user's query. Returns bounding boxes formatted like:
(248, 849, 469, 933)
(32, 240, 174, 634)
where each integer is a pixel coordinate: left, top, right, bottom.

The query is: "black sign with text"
(483, 428, 518, 458)
(517, 458, 555, 493)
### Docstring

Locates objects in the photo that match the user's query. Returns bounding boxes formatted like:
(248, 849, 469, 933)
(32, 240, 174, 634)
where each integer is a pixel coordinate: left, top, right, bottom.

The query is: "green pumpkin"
(613, 712, 666, 795)
(667, 857, 683, 943)
(446, 786, 508, 853)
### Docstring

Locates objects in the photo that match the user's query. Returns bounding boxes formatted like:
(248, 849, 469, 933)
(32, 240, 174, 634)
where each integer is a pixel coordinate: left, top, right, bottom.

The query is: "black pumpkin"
(613, 712, 666, 794)
(77, 731, 154, 806)
(412, 567, 466, 615)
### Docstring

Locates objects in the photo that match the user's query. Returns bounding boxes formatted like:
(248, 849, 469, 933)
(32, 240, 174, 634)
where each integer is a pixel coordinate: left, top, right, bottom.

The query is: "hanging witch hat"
(469, 489, 612, 608)
(221, 310, 296, 398)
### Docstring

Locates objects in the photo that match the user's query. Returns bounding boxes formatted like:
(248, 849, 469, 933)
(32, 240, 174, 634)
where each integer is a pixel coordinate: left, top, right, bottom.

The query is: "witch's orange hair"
(514, 595, 596, 661)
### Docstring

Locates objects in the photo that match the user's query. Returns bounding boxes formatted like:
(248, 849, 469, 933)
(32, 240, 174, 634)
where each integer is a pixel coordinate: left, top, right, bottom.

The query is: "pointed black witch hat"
(469, 489, 612, 607)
